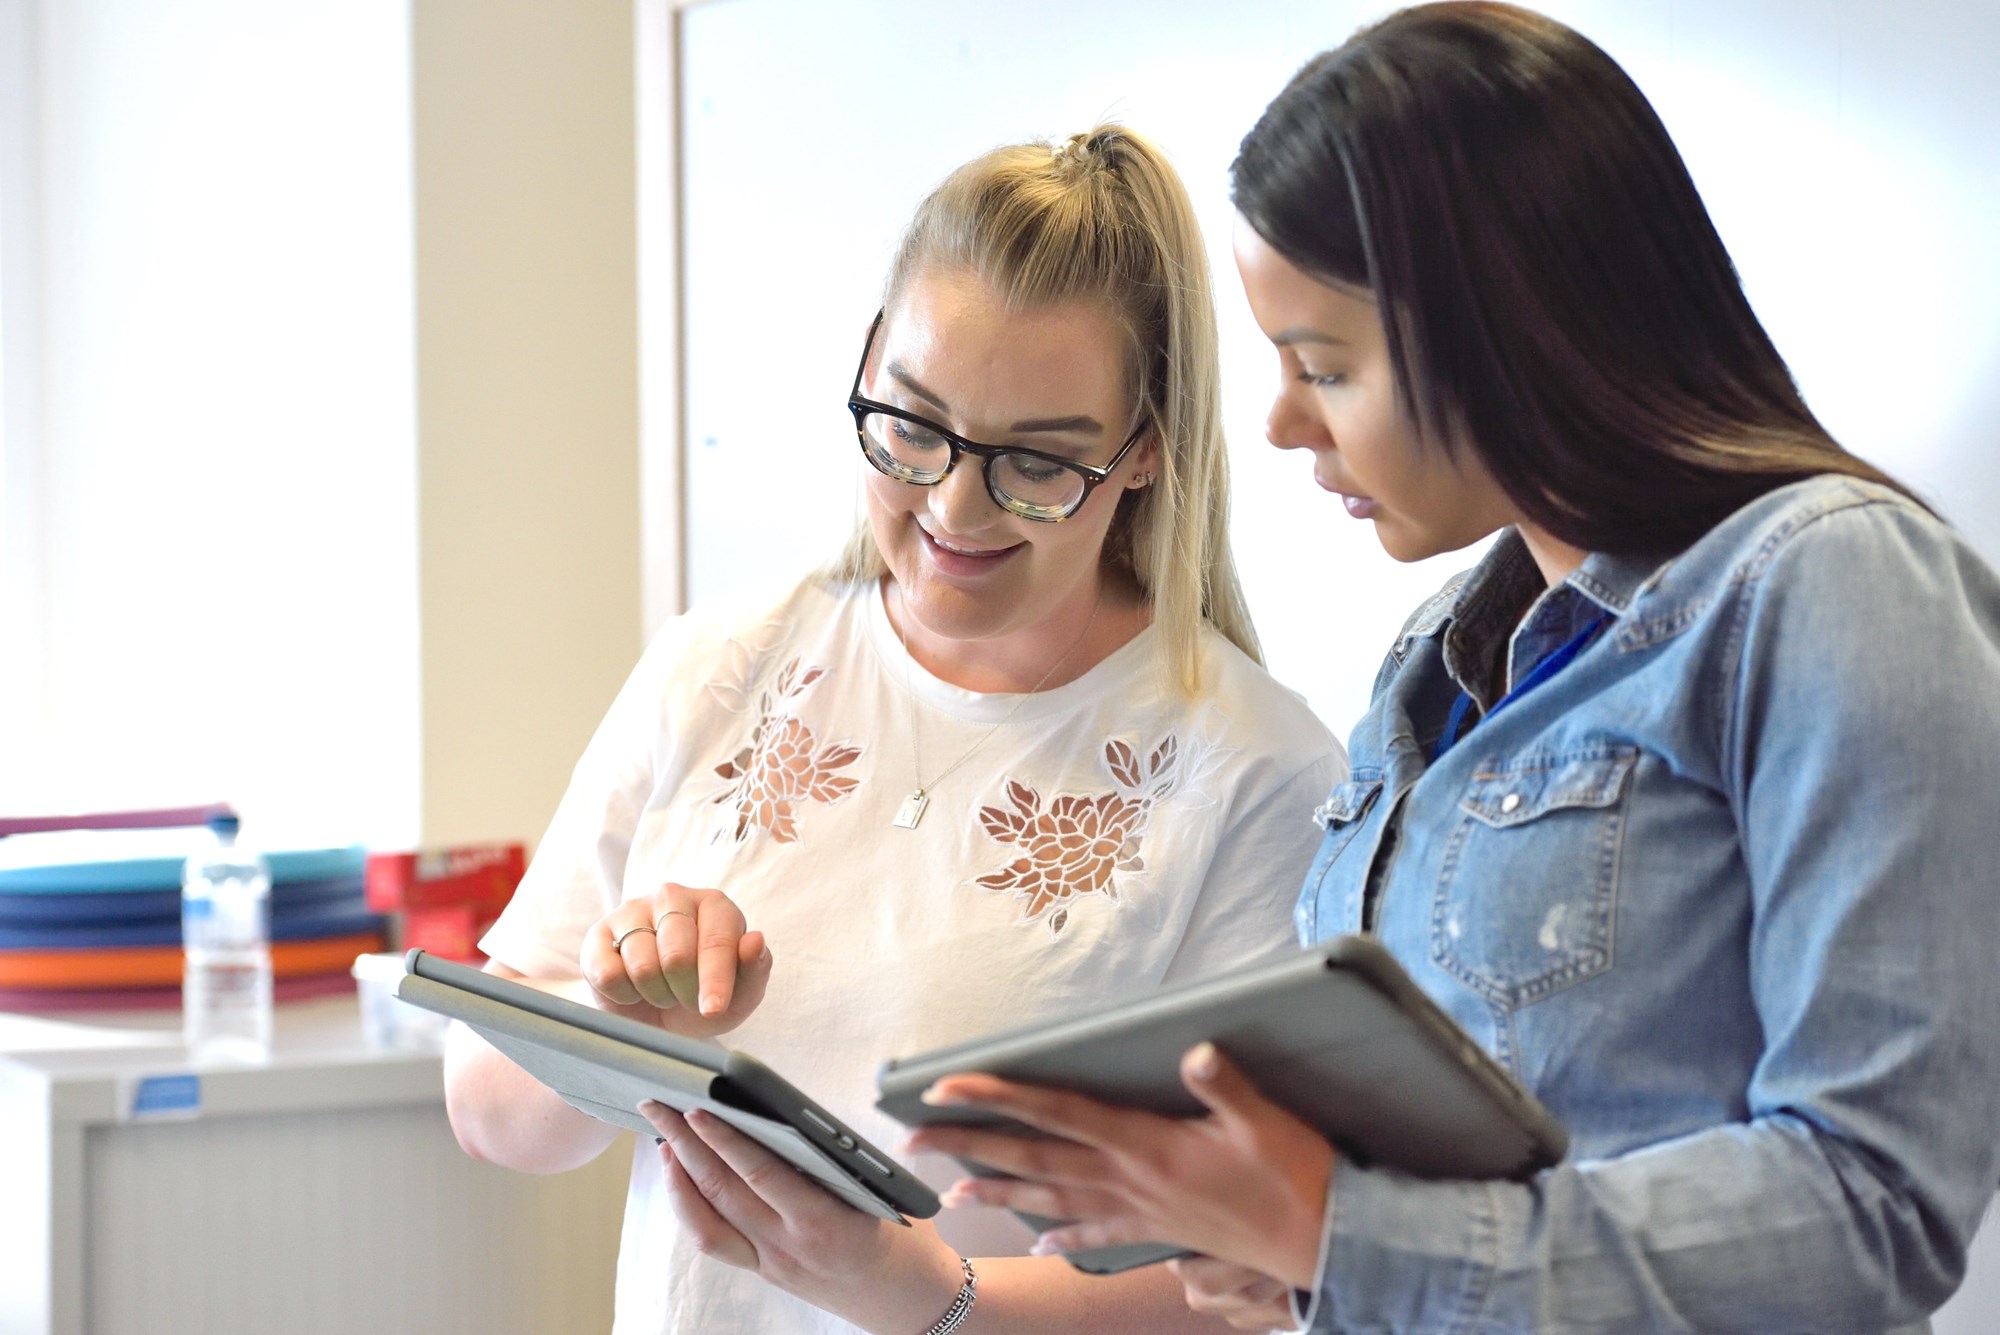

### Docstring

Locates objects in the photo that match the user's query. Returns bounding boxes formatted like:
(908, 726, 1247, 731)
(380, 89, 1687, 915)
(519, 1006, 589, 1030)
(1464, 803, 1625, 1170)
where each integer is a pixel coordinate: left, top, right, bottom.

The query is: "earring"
(1132, 472, 1154, 487)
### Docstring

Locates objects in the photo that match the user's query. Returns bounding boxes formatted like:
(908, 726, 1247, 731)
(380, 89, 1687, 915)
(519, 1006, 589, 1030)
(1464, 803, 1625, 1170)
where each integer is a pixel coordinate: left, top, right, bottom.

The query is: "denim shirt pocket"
(1296, 773, 1387, 943)
(1431, 745, 1639, 1009)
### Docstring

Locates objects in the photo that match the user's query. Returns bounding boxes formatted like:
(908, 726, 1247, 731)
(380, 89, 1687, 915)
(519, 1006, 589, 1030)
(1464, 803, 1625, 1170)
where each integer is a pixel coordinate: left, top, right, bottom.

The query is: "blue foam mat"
(0, 874, 368, 927)
(0, 893, 385, 950)
(0, 845, 366, 894)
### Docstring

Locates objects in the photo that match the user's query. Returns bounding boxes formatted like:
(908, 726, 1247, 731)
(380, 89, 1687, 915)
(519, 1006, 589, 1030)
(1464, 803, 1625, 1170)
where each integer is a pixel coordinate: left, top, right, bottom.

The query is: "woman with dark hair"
(905, 5, 2000, 1331)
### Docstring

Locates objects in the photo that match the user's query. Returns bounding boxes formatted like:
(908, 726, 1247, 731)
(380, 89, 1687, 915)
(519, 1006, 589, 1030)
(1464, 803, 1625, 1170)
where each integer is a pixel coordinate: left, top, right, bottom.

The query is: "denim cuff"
(1288, 1161, 1340, 1332)
(1296, 1159, 1501, 1333)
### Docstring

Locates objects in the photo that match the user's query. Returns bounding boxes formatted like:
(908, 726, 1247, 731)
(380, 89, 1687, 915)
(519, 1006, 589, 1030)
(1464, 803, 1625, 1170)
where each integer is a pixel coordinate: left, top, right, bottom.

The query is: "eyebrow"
(1272, 328, 1348, 348)
(887, 361, 1105, 436)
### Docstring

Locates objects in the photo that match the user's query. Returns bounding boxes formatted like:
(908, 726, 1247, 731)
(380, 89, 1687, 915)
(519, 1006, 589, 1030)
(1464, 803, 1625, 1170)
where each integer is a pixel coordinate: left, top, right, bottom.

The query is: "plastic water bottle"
(182, 813, 273, 1061)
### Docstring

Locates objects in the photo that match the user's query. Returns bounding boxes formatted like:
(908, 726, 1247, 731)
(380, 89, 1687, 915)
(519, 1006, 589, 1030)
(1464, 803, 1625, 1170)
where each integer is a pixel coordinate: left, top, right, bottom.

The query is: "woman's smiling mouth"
(919, 526, 1023, 575)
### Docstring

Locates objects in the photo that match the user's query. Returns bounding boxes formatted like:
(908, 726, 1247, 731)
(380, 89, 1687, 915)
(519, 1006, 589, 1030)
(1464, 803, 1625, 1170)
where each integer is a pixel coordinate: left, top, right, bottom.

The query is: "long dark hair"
(1231, 1, 1921, 553)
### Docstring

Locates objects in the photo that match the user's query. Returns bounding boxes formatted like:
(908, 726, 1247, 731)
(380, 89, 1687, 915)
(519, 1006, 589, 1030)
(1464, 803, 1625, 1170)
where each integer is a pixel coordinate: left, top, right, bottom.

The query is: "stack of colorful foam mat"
(0, 804, 386, 1012)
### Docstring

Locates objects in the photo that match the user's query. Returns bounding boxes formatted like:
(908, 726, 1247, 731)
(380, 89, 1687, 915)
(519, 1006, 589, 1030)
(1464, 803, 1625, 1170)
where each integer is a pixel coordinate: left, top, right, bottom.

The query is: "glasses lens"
(858, 412, 951, 484)
(856, 411, 1086, 520)
(990, 452, 1087, 519)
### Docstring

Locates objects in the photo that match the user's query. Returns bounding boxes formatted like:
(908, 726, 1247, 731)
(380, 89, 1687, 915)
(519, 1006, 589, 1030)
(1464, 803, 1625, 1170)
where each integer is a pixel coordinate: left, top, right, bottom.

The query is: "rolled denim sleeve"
(1301, 1122, 1968, 1333)
(1297, 498, 2000, 1333)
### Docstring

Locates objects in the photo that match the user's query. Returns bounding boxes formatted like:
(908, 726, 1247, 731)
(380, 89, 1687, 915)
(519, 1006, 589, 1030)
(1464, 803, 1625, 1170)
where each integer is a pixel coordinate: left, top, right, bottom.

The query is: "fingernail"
(939, 1186, 972, 1208)
(1189, 1041, 1219, 1078)
(920, 1085, 963, 1106)
(700, 994, 721, 1016)
(1029, 1236, 1061, 1257)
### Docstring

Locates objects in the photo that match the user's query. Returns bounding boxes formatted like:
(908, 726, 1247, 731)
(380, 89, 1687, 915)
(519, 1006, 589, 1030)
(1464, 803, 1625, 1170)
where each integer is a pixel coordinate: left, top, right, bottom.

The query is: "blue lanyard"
(1433, 613, 1610, 762)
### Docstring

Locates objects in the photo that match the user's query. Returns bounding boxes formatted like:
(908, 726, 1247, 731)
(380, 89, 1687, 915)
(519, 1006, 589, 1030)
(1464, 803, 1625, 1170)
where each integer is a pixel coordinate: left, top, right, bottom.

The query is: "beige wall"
(412, 0, 646, 850)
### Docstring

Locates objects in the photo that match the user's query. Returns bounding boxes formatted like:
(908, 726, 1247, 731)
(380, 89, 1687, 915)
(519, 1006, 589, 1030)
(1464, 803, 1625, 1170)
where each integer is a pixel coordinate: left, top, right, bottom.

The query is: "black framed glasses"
(846, 310, 1148, 522)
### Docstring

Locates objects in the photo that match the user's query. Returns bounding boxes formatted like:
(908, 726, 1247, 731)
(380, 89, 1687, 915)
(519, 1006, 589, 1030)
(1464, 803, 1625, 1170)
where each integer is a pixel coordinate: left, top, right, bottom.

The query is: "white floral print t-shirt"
(480, 575, 1346, 1335)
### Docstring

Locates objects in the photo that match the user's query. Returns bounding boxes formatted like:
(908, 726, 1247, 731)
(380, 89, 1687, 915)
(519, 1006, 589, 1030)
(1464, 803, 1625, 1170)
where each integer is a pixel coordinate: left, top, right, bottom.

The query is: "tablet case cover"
(397, 950, 938, 1224)
(876, 934, 1568, 1273)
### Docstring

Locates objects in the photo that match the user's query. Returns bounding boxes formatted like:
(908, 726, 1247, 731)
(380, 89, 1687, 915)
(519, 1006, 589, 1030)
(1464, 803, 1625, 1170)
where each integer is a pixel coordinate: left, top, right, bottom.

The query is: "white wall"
(0, 0, 650, 857)
(673, 0, 2000, 744)
(410, 0, 645, 850)
(0, 1, 46, 797)
(0, 0, 419, 848)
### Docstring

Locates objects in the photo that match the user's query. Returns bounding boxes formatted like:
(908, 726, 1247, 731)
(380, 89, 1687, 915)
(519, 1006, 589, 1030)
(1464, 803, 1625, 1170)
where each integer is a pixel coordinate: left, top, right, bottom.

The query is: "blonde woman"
(442, 125, 1345, 1335)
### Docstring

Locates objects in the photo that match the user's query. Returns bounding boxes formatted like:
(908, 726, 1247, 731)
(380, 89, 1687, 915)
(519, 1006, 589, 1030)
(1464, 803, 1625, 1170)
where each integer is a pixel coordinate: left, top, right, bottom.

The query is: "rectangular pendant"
(893, 791, 929, 830)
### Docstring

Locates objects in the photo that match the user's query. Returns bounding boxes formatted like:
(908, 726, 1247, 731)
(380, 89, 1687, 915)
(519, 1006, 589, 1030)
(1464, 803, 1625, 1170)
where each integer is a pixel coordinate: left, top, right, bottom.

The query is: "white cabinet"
(0, 999, 628, 1335)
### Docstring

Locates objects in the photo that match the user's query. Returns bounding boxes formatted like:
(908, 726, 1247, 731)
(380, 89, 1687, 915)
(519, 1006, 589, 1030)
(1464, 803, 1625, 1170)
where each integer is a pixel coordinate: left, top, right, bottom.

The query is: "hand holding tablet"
(403, 934, 1566, 1275)
(875, 935, 1568, 1273)
(398, 950, 938, 1223)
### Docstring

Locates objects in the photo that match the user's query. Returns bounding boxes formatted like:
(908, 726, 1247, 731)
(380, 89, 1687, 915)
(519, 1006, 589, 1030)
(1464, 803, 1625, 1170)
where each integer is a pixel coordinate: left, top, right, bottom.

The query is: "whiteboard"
(677, 0, 2000, 746)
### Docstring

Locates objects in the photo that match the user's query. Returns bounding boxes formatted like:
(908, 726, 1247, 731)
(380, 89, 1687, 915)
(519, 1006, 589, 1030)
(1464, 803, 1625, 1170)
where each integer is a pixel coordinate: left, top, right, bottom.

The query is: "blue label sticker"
(130, 1073, 202, 1119)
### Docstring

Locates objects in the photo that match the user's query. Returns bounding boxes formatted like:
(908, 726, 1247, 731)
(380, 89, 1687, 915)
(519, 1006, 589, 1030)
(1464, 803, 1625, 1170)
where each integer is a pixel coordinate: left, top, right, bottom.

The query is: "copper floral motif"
(975, 736, 1180, 933)
(712, 659, 861, 843)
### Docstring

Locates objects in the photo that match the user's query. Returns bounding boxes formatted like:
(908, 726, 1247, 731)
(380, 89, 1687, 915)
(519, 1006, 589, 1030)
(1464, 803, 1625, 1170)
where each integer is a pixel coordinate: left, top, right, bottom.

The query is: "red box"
(398, 903, 505, 963)
(365, 843, 526, 913)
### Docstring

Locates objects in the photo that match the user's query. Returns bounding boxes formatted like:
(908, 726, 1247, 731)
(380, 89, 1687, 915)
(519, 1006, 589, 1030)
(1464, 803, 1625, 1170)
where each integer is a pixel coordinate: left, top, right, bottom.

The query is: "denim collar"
(1440, 535, 1541, 706)
(1439, 531, 1674, 707)
(1570, 546, 1676, 614)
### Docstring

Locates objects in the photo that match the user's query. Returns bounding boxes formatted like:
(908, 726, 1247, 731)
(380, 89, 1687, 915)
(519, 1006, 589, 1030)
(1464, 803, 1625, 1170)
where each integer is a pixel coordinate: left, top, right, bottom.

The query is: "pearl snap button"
(1500, 792, 1522, 814)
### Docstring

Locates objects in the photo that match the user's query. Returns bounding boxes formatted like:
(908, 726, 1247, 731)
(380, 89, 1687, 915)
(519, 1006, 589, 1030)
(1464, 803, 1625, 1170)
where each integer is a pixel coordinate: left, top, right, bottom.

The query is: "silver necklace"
(892, 592, 1102, 830)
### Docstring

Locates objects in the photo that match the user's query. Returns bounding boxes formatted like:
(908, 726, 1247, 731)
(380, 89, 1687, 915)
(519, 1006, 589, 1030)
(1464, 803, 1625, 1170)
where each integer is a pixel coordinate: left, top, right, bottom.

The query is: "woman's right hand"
(580, 882, 772, 1039)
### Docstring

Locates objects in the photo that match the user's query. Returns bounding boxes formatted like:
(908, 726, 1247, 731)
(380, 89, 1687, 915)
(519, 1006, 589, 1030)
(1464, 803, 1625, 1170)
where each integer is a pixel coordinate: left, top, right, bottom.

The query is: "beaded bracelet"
(920, 1256, 978, 1335)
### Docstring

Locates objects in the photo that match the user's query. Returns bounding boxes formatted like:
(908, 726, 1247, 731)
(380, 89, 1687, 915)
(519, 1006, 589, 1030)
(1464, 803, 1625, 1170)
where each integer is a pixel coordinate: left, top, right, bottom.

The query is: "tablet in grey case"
(398, 949, 939, 1223)
(876, 933, 1567, 1273)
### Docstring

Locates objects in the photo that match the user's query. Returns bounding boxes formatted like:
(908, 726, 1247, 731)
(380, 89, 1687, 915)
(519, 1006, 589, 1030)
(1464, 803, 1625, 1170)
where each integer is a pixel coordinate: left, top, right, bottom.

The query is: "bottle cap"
(207, 812, 242, 839)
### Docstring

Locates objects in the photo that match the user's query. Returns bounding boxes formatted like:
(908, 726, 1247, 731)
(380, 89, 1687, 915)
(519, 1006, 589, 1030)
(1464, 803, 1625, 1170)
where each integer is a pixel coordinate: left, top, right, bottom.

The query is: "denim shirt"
(1295, 477, 2000, 1334)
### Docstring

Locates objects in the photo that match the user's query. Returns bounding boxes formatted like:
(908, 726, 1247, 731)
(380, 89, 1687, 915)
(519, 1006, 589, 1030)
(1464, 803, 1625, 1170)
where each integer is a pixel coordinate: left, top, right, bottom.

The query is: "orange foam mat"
(0, 931, 386, 990)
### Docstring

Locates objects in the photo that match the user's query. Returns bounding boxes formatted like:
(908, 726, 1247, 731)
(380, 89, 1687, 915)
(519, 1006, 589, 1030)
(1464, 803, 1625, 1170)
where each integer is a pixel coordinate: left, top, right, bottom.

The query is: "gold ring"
(654, 909, 695, 931)
(612, 924, 658, 950)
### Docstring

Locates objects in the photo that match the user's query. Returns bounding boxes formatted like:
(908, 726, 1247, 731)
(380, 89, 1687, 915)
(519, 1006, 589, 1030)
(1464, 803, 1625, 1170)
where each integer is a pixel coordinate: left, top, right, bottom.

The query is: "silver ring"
(612, 924, 658, 950)
(654, 909, 695, 931)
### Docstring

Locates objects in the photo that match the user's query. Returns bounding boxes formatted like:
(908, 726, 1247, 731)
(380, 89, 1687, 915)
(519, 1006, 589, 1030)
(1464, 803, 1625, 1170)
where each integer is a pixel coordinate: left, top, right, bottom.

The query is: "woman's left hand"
(639, 1101, 967, 1335)
(902, 1041, 1333, 1291)
(1170, 1256, 1302, 1331)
